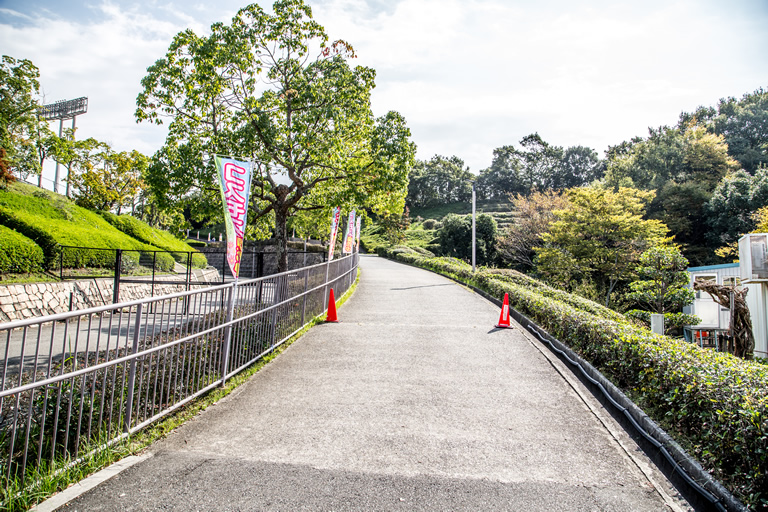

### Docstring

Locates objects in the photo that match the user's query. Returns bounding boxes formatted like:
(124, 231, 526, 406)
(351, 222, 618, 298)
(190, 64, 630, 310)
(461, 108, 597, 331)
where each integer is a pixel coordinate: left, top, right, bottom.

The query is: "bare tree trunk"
(694, 281, 755, 359)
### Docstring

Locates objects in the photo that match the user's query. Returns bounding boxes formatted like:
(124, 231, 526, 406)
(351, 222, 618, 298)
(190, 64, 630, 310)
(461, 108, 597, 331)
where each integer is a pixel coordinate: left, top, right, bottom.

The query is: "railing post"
(151, 251, 157, 298)
(113, 249, 122, 304)
(301, 269, 309, 325)
(184, 252, 192, 314)
(124, 302, 143, 433)
(323, 259, 331, 313)
(59, 247, 64, 280)
(220, 282, 237, 386)
(270, 277, 279, 349)
(220, 250, 226, 284)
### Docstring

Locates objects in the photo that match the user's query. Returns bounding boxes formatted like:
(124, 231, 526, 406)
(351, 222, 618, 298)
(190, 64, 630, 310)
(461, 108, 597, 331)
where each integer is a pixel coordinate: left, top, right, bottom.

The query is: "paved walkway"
(51, 255, 689, 511)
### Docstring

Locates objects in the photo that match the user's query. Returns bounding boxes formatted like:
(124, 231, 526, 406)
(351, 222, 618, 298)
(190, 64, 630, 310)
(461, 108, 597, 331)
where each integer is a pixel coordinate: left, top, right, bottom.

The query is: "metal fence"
(57, 246, 327, 304)
(0, 253, 358, 488)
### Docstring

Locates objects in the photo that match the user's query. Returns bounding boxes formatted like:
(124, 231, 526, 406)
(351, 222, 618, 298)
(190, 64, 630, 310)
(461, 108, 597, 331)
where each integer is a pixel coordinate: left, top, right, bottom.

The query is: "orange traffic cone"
(325, 288, 338, 322)
(496, 293, 511, 328)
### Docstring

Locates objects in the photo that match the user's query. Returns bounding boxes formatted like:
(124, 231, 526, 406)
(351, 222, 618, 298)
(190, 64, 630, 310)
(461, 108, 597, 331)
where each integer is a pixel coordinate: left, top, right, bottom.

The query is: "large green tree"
(0, 55, 42, 181)
(516, 133, 564, 192)
(136, 0, 415, 271)
(476, 136, 601, 199)
(496, 190, 569, 271)
(406, 155, 473, 208)
(679, 88, 768, 173)
(475, 145, 522, 199)
(604, 124, 739, 263)
(436, 212, 497, 266)
(535, 186, 668, 307)
(625, 245, 698, 332)
(555, 145, 604, 190)
(71, 147, 148, 214)
(706, 166, 768, 250)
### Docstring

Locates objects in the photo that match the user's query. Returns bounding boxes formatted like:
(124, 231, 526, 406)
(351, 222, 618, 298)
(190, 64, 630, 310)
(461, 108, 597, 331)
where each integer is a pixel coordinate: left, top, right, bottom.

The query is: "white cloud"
(2, 0, 767, 182)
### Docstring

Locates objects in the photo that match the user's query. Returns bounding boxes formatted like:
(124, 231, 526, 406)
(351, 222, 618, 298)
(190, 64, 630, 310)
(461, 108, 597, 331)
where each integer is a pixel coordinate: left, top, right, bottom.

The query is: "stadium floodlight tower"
(40, 97, 88, 196)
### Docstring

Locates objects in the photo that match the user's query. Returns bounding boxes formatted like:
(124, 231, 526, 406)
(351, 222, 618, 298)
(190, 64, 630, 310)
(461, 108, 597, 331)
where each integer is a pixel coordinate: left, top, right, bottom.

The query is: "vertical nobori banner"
(343, 210, 356, 254)
(328, 206, 341, 261)
(355, 216, 362, 252)
(214, 155, 253, 279)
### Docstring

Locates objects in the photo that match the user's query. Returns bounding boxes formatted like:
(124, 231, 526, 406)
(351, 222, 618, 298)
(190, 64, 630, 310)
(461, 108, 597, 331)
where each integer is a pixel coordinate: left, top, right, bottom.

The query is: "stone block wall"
(0, 269, 222, 323)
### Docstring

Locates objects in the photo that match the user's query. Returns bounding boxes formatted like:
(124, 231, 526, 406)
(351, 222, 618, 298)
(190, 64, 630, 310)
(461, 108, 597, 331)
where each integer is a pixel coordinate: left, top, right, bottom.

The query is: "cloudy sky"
(2, 0, 767, 188)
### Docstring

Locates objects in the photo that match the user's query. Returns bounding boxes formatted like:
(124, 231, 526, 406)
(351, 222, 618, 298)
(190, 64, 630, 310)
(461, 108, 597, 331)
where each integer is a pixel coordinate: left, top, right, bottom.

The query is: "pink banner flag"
(343, 210, 356, 254)
(215, 156, 253, 279)
(328, 206, 341, 261)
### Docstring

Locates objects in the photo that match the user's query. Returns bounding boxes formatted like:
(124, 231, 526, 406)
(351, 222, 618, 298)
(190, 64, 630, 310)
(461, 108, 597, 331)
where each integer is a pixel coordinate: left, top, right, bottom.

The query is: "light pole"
(40, 97, 88, 196)
(466, 179, 476, 272)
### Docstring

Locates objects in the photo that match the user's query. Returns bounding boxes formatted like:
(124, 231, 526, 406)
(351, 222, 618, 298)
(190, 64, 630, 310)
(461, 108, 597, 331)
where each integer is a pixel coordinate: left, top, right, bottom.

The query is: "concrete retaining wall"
(0, 269, 221, 323)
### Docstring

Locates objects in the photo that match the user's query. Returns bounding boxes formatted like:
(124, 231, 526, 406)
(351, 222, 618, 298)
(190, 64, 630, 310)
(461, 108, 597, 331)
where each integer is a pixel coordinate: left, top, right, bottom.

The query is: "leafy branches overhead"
(137, 0, 415, 271)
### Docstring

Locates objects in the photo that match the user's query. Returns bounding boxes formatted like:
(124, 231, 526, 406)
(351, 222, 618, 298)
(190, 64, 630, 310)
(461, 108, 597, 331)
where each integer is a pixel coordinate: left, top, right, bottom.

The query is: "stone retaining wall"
(0, 269, 222, 323)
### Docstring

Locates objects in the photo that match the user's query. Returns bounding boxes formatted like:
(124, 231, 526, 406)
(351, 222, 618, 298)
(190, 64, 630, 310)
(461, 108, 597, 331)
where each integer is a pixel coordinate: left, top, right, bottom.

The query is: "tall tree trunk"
(275, 206, 289, 273)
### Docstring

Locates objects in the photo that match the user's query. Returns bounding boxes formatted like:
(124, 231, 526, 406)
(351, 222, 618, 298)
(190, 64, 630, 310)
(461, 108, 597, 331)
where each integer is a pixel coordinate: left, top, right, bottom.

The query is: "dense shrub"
(100, 212, 207, 269)
(0, 183, 169, 270)
(379, 250, 768, 510)
(0, 225, 44, 273)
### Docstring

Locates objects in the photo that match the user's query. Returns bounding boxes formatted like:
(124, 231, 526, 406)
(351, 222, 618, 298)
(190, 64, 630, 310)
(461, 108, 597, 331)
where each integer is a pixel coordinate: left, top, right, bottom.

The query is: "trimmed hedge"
(378, 248, 768, 510)
(0, 225, 44, 273)
(100, 212, 207, 269)
(0, 183, 172, 271)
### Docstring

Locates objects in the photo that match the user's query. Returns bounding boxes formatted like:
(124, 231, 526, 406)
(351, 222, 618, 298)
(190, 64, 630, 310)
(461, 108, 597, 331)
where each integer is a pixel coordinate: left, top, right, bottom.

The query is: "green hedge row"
(0, 184, 173, 271)
(100, 212, 207, 269)
(378, 247, 768, 510)
(0, 225, 44, 273)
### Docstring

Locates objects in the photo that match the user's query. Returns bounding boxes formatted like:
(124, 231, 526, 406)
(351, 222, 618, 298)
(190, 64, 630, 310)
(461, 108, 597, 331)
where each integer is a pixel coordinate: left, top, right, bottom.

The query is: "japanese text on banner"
(215, 155, 253, 279)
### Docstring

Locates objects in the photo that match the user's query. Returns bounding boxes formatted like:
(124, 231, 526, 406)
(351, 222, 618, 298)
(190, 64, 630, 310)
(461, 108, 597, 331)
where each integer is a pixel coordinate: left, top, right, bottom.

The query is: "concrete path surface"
(50, 255, 690, 511)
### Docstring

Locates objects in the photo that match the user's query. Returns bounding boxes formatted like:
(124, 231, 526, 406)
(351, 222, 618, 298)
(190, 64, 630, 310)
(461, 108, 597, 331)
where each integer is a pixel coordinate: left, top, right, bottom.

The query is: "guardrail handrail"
(0, 253, 359, 488)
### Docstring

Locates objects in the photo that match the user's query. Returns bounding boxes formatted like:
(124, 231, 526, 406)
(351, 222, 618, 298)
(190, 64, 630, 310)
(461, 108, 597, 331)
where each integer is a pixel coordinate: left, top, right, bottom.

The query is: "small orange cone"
(325, 288, 338, 322)
(496, 293, 511, 328)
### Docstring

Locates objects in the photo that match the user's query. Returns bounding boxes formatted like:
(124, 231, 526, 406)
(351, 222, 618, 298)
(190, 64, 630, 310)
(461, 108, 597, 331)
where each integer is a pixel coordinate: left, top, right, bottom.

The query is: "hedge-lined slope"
(0, 183, 172, 271)
(0, 225, 44, 273)
(100, 212, 207, 268)
(378, 247, 768, 510)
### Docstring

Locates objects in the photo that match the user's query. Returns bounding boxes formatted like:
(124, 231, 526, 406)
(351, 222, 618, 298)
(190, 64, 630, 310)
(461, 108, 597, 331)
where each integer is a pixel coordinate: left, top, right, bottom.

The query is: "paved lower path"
(51, 255, 690, 511)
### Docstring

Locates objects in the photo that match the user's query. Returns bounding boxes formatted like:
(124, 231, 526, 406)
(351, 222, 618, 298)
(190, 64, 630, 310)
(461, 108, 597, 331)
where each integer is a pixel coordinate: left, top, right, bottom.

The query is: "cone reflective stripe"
(496, 293, 511, 328)
(325, 288, 338, 322)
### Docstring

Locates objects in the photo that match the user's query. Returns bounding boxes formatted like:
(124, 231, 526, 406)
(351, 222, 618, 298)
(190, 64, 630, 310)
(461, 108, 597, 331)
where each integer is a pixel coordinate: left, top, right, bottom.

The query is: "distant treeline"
(406, 87, 768, 265)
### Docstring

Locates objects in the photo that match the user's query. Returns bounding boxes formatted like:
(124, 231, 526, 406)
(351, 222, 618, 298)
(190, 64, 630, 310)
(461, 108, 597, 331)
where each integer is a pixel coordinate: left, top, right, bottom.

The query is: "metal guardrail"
(58, 245, 327, 304)
(0, 253, 358, 487)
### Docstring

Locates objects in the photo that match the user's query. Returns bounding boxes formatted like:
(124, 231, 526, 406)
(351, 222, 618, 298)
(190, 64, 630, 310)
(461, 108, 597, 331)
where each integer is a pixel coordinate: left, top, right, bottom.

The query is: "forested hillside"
(384, 87, 768, 310)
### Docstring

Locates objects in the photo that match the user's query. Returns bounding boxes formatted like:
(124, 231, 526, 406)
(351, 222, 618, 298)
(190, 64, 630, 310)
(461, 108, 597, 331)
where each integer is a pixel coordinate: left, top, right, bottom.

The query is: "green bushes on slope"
(378, 247, 768, 510)
(0, 183, 172, 271)
(0, 225, 44, 273)
(100, 212, 207, 268)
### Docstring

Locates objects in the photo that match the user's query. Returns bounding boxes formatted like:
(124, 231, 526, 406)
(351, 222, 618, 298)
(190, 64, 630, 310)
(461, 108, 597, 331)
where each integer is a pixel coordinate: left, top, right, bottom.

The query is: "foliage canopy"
(136, 0, 415, 270)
